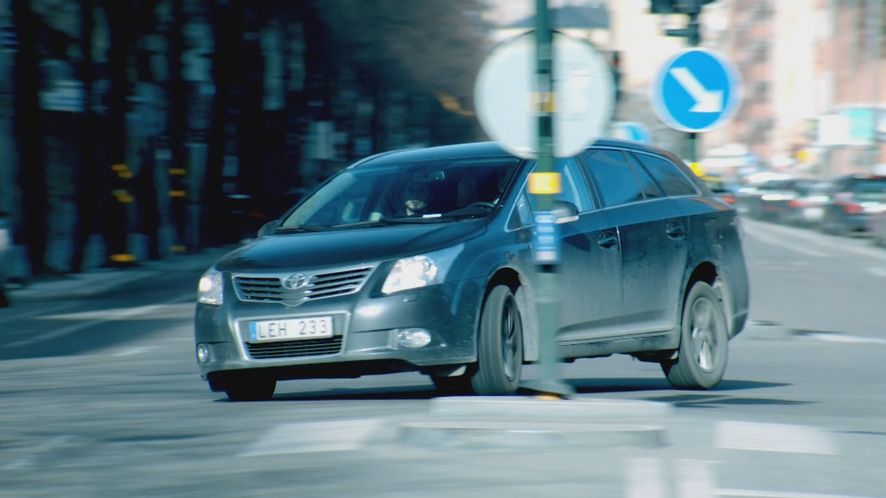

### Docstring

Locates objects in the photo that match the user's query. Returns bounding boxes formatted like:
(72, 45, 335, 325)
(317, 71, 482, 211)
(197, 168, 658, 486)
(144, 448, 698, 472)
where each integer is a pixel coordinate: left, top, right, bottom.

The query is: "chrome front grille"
(233, 266, 374, 306)
(246, 337, 343, 359)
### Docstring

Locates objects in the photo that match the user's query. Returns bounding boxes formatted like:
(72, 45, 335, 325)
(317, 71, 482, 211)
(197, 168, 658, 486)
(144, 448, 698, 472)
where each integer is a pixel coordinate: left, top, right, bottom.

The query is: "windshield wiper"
(274, 225, 332, 233)
(442, 204, 496, 219)
(330, 217, 449, 228)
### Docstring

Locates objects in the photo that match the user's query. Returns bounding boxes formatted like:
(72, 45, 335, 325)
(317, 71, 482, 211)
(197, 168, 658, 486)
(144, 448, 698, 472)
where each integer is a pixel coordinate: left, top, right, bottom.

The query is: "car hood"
(216, 220, 487, 272)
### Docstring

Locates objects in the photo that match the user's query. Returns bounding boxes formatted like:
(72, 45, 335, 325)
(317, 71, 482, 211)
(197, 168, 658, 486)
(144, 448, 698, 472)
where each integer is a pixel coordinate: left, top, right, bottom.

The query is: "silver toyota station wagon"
(194, 140, 749, 401)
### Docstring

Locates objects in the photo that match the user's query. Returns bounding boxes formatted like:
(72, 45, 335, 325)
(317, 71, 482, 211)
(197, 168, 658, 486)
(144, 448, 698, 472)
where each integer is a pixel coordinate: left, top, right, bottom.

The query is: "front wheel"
(471, 285, 523, 395)
(662, 282, 729, 389)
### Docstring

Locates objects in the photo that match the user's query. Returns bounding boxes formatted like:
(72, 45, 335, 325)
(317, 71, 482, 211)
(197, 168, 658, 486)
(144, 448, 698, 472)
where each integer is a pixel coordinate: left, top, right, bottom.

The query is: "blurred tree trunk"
(203, 0, 242, 246)
(133, 0, 160, 260)
(167, 0, 188, 252)
(11, 0, 48, 275)
(282, 2, 311, 191)
(70, 0, 97, 273)
(237, 2, 265, 220)
(104, 0, 134, 265)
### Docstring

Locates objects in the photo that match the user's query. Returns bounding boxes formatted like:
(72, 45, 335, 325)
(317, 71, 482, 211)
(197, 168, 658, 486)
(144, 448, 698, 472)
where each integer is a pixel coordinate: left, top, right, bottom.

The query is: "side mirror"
(258, 219, 280, 237)
(552, 200, 579, 224)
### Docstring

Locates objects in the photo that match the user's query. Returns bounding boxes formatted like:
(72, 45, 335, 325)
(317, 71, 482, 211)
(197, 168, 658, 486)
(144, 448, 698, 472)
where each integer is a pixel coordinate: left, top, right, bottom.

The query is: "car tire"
(223, 374, 276, 401)
(662, 282, 729, 389)
(470, 285, 523, 395)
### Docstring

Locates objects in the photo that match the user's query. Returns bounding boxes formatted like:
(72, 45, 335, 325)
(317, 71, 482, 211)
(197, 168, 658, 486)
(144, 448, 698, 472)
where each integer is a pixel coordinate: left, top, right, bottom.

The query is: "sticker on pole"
(651, 48, 742, 133)
(532, 212, 560, 264)
(474, 31, 615, 159)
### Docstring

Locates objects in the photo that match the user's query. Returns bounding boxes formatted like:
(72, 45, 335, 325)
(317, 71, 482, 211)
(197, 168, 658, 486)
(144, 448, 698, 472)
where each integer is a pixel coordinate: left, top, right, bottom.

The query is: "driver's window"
(527, 158, 594, 213)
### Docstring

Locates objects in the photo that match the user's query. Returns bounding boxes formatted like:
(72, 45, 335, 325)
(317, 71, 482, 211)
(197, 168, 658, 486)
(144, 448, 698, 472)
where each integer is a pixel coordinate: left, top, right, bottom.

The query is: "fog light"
(396, 328, 432, 349)
(196, 343, 210, 363)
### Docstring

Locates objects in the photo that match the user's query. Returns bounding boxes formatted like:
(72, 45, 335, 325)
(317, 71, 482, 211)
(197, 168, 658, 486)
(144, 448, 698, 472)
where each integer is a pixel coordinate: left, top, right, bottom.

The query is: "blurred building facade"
(707, 0, 885, 178)
(0, 0, 487, 280)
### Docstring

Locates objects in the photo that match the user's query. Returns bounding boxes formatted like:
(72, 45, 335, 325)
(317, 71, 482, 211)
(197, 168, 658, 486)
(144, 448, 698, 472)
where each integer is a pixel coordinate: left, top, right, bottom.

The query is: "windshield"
(279, 157, 521, 230)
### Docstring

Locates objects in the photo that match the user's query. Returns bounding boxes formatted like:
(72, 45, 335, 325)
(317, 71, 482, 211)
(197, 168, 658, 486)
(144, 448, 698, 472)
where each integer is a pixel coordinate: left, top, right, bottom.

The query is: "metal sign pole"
(525, 0, 573, 398)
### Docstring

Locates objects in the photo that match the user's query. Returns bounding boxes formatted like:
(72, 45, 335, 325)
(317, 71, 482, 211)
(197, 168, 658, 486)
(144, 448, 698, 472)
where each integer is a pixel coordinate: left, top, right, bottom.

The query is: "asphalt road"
(1, 220, 886, 497)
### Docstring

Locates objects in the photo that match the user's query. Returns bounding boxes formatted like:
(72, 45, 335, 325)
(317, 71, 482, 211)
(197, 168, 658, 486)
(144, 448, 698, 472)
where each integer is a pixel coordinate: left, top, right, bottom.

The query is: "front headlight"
(381, 245, 463, 295)
(197, 268, 224, 305)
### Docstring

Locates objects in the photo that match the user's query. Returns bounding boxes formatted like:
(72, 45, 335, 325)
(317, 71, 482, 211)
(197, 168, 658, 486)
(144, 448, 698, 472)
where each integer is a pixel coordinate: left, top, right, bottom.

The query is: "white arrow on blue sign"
(650, 48, 742, 133)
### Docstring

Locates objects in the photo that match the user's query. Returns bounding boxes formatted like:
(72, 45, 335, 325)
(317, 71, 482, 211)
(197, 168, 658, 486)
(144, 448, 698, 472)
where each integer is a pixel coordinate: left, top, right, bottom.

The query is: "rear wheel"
(471, 285, 523, 395)
(662, 282, 729, 389)
(223, 373, 276, 401)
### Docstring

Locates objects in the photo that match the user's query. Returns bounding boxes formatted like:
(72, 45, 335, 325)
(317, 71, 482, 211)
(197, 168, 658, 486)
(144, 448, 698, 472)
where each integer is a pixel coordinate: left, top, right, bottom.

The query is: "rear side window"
(632, 153, 698, 197)
(625, 153, 665, 199)
(580, 149, 644, 207)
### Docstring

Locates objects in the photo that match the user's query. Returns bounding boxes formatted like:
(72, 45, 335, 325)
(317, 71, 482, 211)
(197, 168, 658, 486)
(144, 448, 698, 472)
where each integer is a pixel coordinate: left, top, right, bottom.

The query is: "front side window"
(279, 157, 520, 230)
(508, 193, 534, 230)
(580, 149, 644, 207)
(527, 158, 595, 213)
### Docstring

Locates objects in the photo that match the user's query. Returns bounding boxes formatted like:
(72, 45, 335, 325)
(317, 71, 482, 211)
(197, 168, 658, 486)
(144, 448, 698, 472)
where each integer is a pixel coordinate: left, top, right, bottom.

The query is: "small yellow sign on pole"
(528, 172, 562, 195)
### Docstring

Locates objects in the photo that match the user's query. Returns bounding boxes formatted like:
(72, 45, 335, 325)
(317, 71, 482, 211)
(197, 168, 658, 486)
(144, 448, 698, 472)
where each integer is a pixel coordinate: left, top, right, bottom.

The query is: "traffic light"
(650, 0, 717, 14)
(609, 51, 622, 105)
(650, 0, 678, 14)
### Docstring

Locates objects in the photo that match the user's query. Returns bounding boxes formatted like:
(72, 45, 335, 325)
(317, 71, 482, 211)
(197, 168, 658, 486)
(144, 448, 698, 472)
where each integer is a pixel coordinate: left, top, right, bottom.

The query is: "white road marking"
(714, 421, 839, 455)
(677, 460, 716, 498)
(745, 220, 886, 262)
(40, 302, 195, 321)
(240, 419, 385, 456)
(0, 302, 74, 325)
(625, 457, 668, 498)
(743, 228, 829, 257)
(2, 294, 193, 349)
(799, 332, 886, 345)
(2, 435, 74, 470)
(718, 489, 886, 498)
(111, 346, 158, 357)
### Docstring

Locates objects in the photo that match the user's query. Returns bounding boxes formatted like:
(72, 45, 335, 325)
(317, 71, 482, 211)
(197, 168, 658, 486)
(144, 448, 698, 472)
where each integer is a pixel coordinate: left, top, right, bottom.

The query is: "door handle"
(597, 232, 618, 249)
(666, 222, 685, 239)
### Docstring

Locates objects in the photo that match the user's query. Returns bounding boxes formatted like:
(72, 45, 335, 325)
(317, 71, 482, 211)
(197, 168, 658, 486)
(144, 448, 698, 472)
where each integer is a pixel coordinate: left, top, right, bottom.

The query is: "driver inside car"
(402, 181, 431, 217)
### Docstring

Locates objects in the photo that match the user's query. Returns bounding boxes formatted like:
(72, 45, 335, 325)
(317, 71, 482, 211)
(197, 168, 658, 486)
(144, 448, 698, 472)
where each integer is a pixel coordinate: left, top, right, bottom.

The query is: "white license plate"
(248, 316, 334, 342)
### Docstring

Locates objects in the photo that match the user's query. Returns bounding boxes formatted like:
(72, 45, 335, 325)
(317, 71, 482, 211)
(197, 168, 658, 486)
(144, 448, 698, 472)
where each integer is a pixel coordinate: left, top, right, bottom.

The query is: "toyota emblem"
(282, 273, 308, 290)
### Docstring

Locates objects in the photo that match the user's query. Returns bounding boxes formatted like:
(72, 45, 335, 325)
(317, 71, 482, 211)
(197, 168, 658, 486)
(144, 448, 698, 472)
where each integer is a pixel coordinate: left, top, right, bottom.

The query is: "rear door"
(580, 148, 691, 336)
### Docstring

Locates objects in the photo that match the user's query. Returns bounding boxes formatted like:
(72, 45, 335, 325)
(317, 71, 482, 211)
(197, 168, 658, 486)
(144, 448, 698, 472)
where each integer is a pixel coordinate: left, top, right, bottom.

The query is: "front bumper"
(194, 277, 485, 380)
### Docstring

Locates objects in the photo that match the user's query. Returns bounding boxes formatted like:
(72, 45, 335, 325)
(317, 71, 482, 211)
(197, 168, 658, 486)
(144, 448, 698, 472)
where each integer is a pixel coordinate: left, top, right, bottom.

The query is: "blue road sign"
(651, 48, 742, 133)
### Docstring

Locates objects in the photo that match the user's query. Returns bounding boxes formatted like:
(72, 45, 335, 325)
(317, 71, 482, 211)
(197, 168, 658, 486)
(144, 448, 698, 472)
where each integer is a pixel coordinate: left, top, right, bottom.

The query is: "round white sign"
(474, 31, 615, 159)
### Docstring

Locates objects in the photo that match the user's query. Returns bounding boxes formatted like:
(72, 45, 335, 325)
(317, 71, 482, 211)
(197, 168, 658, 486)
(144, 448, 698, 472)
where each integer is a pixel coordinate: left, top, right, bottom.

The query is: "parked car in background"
(779, 181, 833, 227)
(819, 175, 886, 236)
(700, 175, 739, 206)
(869, 209, 886, 247)
(0, 212, 10, 307)
(194, 140, 749, 401)
(739, 178, 803, 221)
